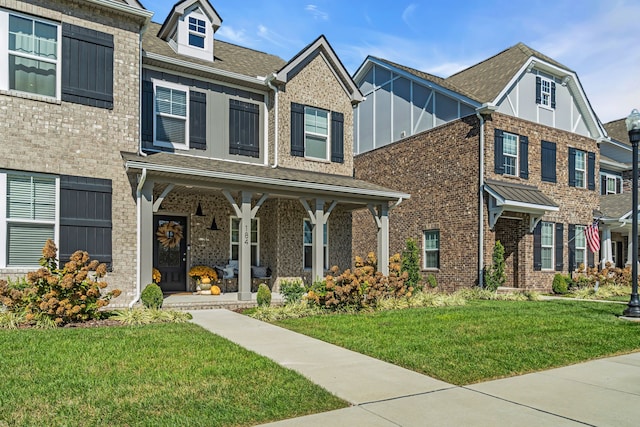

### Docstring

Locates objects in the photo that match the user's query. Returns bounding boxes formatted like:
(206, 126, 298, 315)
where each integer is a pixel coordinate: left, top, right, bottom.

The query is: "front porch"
(162, 291, 284, 311)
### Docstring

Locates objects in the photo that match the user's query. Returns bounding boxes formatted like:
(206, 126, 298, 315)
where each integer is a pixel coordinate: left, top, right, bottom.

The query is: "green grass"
(0, 323, 346, 427)
(275, 300, 640, 385)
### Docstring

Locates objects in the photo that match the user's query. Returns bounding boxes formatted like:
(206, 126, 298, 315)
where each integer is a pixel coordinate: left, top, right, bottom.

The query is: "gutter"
(131, 168, 147, 308)
(266, 73, 279, 168)
(87, 0, 154, 21)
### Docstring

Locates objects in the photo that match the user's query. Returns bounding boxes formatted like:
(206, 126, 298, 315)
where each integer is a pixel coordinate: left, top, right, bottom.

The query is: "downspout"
(266, 73, 279, 168)
(131, 168, 147, 308)
(476, 111, 485, 289)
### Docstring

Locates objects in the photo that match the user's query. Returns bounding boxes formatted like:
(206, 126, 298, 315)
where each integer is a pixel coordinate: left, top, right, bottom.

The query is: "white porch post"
(139, 179, 154, 288)
(368, 203, 389, 275)
(312, 199, 326, 283)
(601, 226, 613, 268)
(628, 229, 634, 266)
(238, 191, 253, 301)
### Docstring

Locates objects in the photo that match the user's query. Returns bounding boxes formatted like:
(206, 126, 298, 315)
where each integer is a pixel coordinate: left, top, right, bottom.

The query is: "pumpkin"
(211, 285, 221, 295)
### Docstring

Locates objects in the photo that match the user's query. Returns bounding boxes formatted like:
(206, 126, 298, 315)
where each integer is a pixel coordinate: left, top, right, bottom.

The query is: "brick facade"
(354, 112, 600, 292)
(0, 1, 145, 305)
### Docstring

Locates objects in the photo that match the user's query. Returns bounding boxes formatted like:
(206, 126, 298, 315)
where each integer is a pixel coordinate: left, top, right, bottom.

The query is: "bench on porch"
(214, 265, 272, 293)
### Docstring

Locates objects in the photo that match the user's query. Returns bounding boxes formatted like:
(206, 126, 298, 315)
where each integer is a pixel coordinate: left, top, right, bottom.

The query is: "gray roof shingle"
(485, 179, 558, 208)
(604, 118, 630, 146)
(600, 192, 639, 219)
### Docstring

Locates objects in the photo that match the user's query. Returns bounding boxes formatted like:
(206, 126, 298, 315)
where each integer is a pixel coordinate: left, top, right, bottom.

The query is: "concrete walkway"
(190, 309, 640, 426)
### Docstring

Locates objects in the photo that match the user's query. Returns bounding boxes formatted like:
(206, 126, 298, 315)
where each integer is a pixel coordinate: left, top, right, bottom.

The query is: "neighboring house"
(352, 43, 607, 291)
(124, 0, 408, 301)
(0, 1, 151, 302)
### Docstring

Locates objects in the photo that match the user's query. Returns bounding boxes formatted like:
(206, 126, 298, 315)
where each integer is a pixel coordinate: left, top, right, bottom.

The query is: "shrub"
(256, 284, 271, 307)
(0, 240, 120, 326)
(426, 274, 437, 288)
(111, 308, 192, 325)
(141, 283, 163, 309)
(402, 238, 421, 289)
(279, 279, 305, 304)
(552, 274, 568, 294)
(484, 241, 506, 291)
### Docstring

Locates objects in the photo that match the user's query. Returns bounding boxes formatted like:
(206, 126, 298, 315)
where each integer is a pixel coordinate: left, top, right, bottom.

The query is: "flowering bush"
(188, 265, 217, 282)
(152, 268, 162, 284)
(305, 252, 412, 311)
(0, 239, 120, 326)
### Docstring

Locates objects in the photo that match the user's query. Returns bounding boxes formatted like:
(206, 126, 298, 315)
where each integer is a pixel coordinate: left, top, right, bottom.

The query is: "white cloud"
(217, 25, 249, 46)
(401, 4, 417, 27)
(305, 4, 329, 21)
(256, 24, 288, 49)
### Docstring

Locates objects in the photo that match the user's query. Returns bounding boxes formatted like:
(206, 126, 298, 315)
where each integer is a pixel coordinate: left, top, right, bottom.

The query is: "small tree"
(484, 240, 506, 291)
(401, 238, 421, 290)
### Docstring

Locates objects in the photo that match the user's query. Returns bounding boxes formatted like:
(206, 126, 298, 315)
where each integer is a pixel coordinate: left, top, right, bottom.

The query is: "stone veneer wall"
(483, 113, 600, 290)
(0, 1, 144, 305)
(354, 116, 481, 291)
(275, 54, 354, 176)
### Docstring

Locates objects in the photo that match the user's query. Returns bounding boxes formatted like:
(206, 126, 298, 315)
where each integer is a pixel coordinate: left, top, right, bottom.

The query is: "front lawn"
(275, 299, 640, 385)
(0, 323, 346, 426)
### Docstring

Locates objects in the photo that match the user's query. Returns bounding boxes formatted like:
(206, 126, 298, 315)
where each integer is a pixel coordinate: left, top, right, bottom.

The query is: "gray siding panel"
(375, 83, 391, 149)
(393, 77, 411, 141)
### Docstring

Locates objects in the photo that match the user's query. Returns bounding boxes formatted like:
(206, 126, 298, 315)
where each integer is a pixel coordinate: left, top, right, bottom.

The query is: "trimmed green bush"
(279, 279, 305, 304)
(402, 238, 421, 289)
(141, 283, 164, 309)
(427, 273, 437, 288)
(484, 241, 506, 291)
(552, 274, 568, 294)
(257, 283, 272, 307)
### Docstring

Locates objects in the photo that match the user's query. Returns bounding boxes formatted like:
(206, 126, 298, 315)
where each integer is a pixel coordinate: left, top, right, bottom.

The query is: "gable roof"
(143, 21, 286, 81)
(447, 43, 571, 104)
(275, 35, 363, 104)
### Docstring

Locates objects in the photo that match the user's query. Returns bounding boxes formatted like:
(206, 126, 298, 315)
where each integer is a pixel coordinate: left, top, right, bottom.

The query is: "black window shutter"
(494, 129, 504, 174)
(61, 23, 113, 109)
(541, 140, 557, 183)
(141, 81, 154, 142)
(587, 151, 596, 191)
(551, 81, 556, 109)
(533, 222, 542, 271)
(330, 111, 344, 163)
(535, 76, 542, 104)
(555, 223, 564, 271)
(291, 102, 305, 157)
(59, 175, 112, 265)
(616, 177, 622, 193)
(519, 135, 529, 179)
(568, 224, 576, 271)
(600, 174, 607, 195)
(189, 91, 207, 150)
(229, 99, 260, 158)
(568, 147, 576, 187)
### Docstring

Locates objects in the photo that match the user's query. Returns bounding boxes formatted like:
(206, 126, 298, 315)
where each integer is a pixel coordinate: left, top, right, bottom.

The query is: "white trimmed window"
(574, 150, 586, 188)
(423, 230, 439, 269)
(1, 172, 58, 267)
(503, 132, 518, 176)
(230, 217, 259, 266)
(540, 77, 552, 107)
(541, 222, 554, 270)
(600, 172, 622, 195)
(575, 225, 587, 267)
(303, 219, 328, 270)
(1, 11, 60, 98)
(188, 16, 205, 48)
(154, 80, 189, 149)
(304, 107, 329, 160)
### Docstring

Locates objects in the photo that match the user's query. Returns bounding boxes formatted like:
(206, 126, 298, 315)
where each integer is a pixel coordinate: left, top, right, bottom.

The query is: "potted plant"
(188, 265, 218, 294)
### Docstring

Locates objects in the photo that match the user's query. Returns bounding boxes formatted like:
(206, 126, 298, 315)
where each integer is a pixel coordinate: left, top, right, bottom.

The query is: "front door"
(153, 215, 187, 292)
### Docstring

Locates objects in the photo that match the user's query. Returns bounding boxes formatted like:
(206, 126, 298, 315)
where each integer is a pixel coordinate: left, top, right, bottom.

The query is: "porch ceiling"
(123, 152, 410, 204)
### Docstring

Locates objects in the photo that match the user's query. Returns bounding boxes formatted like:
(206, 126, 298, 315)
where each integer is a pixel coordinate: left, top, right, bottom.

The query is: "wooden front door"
(153, 215, 187, 292)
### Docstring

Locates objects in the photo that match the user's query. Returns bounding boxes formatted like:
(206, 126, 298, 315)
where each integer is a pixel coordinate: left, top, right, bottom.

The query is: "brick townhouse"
(352, 43, 608, 291)
(0, 0, 408, 305)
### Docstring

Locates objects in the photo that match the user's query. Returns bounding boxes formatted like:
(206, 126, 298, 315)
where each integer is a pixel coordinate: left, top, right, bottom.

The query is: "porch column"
(139, 178, 154, 289)
(368, 203, 389, 275)
(312, 199, 325, 283)
(628, 229, 634, 265)
(601, 226, 613, 269)
(238, 191, 253, 301)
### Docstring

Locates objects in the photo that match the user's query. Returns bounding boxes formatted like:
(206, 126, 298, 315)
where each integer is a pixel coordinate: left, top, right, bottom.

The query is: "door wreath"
(156, 221, 184, 248)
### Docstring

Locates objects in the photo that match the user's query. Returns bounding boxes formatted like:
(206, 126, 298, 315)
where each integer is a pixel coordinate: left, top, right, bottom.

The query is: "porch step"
(161, 292, 284, 311)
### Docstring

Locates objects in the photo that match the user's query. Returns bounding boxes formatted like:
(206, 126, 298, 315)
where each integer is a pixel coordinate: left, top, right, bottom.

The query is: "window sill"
(422, 268, 439, 272)
(153, 141, 189, 151)
(304, 157, 331, 164)
(0, 89, 61, 105)
(537, 104, 555, 112)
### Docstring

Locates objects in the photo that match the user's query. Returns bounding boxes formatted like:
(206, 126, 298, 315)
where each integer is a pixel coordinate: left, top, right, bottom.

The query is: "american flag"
(585, 221, 600, 253)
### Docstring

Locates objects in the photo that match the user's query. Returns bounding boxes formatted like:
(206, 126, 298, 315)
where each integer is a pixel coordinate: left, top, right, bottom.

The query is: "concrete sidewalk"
(189, 309, 640, 426)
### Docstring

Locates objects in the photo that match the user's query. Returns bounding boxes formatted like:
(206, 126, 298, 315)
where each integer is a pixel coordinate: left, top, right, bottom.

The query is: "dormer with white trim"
(157, 0, 222, 62)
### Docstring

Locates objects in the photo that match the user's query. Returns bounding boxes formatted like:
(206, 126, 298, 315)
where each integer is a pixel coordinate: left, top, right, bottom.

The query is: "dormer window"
(536, 74, 556, 109)
(188, 16, 205, 48)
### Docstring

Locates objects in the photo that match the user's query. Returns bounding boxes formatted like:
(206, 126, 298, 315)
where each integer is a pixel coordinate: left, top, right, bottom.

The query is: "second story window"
(574, 150, 586, 188)
(569, 147, 595, 190)
(188, 17, 205, 48)
(503, 132, 518, 176)
(304, 107, 329, 161)
(154, 81, 188, 149)
(600, 172, 622, 195)
(8, 13, 59, 98)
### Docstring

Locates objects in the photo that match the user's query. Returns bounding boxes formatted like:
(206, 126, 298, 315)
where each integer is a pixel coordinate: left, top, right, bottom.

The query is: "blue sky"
(147, 0, 639, 125)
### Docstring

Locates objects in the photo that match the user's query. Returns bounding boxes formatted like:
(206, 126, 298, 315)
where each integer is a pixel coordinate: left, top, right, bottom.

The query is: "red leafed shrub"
(0, 239, 121, 326)
(305, 252, 413, 311)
